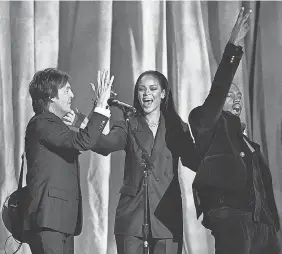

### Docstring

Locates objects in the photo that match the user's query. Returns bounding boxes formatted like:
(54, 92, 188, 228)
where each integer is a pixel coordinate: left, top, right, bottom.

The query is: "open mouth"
(142, 98, 153, 108)
(231, 103, 242, 116)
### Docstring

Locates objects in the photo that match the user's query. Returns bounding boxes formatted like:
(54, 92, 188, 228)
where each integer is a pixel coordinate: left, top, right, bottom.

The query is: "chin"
(143, 108, 156, 115)
(63, 108, 72, 115)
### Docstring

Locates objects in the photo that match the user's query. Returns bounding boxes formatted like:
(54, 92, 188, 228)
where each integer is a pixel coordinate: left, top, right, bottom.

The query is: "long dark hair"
(132, 70, 198, 170)
(133, 70, 183, 132)
(133, 70, 175, 116)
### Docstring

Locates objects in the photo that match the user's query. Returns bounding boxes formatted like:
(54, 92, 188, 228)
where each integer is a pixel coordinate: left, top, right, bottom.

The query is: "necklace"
(146, 120, 159, 128)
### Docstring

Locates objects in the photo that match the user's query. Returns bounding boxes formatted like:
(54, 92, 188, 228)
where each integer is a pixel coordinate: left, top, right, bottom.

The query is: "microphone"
(107, 98, 136, 113)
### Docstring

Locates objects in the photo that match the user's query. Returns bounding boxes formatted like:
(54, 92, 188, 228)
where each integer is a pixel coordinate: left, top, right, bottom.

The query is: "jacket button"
(230, 56, 235, 63)
(156, 178, 160, 182)
(240, 152, 245, 157)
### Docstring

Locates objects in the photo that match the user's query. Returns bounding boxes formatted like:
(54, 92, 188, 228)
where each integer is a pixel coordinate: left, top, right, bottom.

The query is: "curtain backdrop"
(0, 1, 281, 254)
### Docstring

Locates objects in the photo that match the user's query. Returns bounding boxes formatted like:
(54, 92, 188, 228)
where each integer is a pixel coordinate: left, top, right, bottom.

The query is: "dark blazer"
(189, 43, 280, 231)
(93, 113, 199, 238)
(24, 111, 108, 235)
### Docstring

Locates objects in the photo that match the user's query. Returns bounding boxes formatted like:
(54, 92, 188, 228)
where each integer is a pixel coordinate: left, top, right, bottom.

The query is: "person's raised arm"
(189, 7, 252, 130)
(63, 70, 114, 129)
(37, 70, 114, 151)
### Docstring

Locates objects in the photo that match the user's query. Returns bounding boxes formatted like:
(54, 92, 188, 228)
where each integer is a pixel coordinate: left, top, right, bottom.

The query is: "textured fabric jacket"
(189, 43, 280, 231)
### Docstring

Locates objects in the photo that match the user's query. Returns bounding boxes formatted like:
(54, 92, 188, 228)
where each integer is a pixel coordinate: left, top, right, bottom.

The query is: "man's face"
(51, 82, 74, 116)
(223, 83, 243, 116)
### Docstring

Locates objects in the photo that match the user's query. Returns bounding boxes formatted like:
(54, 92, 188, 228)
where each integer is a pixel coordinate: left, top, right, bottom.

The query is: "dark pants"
(27, 228, 74, 254)
(206, 207, 280, 254)
(115, 235, 182, 254)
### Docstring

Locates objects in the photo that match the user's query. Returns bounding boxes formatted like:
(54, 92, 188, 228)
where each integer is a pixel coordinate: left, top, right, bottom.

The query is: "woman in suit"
(64, 70, 199, 254)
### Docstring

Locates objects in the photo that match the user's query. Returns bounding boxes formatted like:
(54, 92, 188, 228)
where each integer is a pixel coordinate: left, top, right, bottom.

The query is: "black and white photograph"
(0, 1, 281, 254)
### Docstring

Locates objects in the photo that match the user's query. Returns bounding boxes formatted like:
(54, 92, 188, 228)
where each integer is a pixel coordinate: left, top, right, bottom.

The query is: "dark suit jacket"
(189, 43, 280, 231)
(24, 111, 108, 235)
(93, 113, 199, 238)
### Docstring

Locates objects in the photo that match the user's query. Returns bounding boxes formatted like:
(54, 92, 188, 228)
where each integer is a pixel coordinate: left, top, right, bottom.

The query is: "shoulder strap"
(18, 152, 25, 190)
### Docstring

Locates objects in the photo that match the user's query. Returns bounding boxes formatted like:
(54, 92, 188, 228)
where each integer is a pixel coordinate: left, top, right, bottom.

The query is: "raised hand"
(91, 70, 114, 109)
(229, 7, 252, 46)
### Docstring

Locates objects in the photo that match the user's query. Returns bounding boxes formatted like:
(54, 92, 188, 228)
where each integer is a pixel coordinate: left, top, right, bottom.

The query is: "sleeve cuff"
(224, 42, 243, 56)
(94, 107, 111, 118)
(222, 42, 243, 64)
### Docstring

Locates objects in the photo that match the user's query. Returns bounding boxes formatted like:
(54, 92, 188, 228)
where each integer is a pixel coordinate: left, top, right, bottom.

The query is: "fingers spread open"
(109, 75, 114, 87)
(237, 7, 244, 22)
(90, 83, 96, 93)
(97, 70, 101, 87)
(243, 9, 252, 23)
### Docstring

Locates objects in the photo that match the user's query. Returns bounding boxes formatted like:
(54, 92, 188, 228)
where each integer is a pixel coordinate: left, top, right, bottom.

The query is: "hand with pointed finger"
(229, 7, 252, 46)
(91, 70, 114, 109)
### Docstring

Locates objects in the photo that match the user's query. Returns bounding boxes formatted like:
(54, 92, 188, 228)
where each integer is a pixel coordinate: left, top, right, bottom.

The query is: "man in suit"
(189, 8, 280, 254)
(24, 68, 113, 254)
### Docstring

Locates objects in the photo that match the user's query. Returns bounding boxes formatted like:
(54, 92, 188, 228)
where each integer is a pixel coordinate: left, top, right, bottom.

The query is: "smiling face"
(51, 82, 74, 117)
(223, 83, 243, 116)
(137, 75, 166, 115)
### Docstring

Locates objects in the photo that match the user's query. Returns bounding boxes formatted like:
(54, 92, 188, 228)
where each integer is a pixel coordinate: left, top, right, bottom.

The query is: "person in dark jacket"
(63, 70, 200, 253)
(24, 68, 113, 254)
(189, 7, 281, 254)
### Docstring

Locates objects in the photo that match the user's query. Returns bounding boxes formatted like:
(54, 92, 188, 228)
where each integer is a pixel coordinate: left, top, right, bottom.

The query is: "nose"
(144, 89, 150, 95)
(234, 94, 242, 103)
(70, 90, 74, 99)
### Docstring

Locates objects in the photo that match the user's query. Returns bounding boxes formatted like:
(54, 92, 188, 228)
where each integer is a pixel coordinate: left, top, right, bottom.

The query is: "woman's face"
(137, 75, 166, 115)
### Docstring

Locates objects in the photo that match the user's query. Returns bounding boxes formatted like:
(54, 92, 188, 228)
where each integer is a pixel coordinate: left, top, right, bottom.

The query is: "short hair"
(29, 68, 70, 114)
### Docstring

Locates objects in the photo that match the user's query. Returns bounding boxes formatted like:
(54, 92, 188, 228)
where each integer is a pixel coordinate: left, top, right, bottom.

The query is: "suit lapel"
(130, 114, 166, 164)
(131, 116, 155, 156)
(150, 114, 166, 163)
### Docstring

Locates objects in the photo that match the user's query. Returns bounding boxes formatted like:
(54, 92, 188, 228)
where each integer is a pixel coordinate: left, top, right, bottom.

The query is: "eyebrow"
(139, 84, 159, 88)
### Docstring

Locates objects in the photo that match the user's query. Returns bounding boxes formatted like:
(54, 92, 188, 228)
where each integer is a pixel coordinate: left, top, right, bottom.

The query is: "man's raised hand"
(229, 7, 252, 46)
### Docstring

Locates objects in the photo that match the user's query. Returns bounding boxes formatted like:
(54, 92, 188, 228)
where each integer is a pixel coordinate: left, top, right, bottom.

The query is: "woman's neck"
(145, 110, 160, 124)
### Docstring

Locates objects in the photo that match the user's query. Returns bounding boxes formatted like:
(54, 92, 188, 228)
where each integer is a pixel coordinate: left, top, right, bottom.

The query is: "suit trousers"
(27, 228, 74, 254)
(115, 235, 182, 254)
(206, 207, 280, 254)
